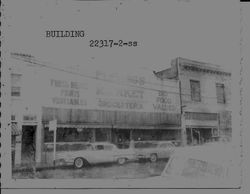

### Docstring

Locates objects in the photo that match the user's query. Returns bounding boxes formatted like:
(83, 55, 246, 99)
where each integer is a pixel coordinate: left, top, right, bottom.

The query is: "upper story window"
(11, 114, 16, 121)
(11, 86, 21, 97)
(11, 73, 22, 97)
(216, 83, 226, 104)
(190, 80, 201, 102)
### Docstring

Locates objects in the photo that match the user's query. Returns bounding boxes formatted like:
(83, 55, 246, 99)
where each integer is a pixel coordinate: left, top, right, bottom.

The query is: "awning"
(11, 123, 22, 136)
(112, 125, 181, 130)
(43, 123, 181, 130)
(185, 125, 217, 129)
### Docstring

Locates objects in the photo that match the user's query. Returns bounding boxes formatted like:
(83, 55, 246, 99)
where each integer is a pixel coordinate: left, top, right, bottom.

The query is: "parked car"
(145, 143, 240, 188)
(56, 142, 136, 168)
(132, 141, 175, 162)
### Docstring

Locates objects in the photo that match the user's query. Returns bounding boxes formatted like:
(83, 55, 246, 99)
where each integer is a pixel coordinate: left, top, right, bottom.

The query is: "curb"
(12, 165, 72, 173)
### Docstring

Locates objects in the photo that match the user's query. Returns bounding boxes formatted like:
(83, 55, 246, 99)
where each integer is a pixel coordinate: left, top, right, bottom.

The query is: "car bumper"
(136, 155, 147, 159)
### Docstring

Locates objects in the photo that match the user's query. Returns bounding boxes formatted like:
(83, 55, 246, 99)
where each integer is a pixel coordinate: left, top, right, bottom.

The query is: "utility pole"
(176, 58, 187, 146)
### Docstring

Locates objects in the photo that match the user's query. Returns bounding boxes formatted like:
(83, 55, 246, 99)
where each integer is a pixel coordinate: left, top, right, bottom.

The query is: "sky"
(4, 0, 240, 73)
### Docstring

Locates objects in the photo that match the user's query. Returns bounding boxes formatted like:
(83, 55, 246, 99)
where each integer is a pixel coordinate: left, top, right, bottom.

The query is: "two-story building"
(155, 57, 231, 145)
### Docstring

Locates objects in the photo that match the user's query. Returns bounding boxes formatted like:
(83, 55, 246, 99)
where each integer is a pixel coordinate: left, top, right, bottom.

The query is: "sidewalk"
(12, 162, 70, 173)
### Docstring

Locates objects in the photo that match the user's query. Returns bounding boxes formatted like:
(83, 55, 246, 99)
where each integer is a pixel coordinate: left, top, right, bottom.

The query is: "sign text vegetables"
(46, 71, 180, 113)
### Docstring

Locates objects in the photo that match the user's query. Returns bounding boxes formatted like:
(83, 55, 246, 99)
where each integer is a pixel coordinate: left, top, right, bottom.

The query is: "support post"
(130, 129, 133, 141)
(49, 119, 57, 167)
(107, 128, 112, 142)
(191, 128, 193, 145)
(181, 112, 187, 146)
(53, 128, 57, 167)
(92, 129, 96, 142)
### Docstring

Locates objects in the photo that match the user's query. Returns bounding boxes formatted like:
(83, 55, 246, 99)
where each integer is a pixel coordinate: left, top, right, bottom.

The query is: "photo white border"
(0, 0, 246, 190)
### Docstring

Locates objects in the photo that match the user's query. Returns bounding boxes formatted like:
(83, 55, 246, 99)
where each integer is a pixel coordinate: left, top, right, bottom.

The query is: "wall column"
(14, 113, 23, 165)
(35, 107, 43, 164)
(35, 123, 42, 164)
(15, 135, 22, 165)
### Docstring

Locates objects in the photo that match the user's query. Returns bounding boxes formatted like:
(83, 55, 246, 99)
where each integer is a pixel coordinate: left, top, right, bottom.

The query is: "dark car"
(132, 141, 175, 162)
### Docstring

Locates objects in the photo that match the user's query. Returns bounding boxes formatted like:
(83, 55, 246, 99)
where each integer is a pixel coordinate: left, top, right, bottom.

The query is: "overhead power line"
(12, 55, 181, 95)
(11, 54, 228, 100)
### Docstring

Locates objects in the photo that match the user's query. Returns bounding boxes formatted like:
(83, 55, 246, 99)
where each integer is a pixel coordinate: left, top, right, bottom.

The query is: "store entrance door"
(199, 128, 213, 143)
(21, 125, 36, 164)
(186, 128, 213, 145)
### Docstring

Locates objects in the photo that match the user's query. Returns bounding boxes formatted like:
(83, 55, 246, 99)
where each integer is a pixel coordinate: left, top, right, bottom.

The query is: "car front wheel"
(117, 157, 126, 165)
(74, 157, 87, 169)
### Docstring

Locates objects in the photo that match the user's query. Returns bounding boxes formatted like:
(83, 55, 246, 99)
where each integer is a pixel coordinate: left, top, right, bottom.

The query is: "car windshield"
(165, 156, 227, 179)
(95, 145, 104, 150)
(85, 144, 94, 150)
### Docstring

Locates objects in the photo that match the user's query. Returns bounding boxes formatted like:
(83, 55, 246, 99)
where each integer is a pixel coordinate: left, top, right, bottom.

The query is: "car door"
(92, 144, 115, 163)
(103, 144, 116, 162)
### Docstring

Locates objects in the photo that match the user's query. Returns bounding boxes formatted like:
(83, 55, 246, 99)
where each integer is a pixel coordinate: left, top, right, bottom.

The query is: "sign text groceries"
(50, 79, 87, 106)
(49, 78, 178, 113)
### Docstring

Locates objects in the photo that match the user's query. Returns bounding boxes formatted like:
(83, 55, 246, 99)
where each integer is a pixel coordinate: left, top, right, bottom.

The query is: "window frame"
(11, 73, 22, 97)
(190, 80, 201, 102)
(95, 145, 104, 150)
(11, 86, 21, 97)
(216, 83, 226, 104)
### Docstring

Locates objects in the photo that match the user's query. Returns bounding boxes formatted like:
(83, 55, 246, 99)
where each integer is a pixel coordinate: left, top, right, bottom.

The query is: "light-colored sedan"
(132, 141, 175, 162)
(56, 142, 136, 168)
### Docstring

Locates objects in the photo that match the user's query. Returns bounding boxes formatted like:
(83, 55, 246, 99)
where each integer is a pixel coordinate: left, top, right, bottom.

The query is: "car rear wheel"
(117, 157, 126, 165)
(150, 154, 158, 162)
(74, 157, 87, 169)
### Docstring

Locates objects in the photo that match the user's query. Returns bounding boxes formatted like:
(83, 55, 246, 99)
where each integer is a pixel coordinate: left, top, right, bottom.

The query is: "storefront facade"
(10, 53, 181, 166)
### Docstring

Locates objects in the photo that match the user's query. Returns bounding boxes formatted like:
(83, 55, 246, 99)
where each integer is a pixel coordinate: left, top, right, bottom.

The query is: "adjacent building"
(155, 57, 232, 146)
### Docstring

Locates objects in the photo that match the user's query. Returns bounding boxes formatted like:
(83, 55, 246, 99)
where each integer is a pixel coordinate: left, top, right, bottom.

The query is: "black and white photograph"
(0, 0, 246, 190)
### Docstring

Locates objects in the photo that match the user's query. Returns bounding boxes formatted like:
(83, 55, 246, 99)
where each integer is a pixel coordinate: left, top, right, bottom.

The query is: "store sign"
(23, 114, 37, 122)
(42, 70, 180, 114)
(50, 79, 88, 107)
(49, 119, 57, 131)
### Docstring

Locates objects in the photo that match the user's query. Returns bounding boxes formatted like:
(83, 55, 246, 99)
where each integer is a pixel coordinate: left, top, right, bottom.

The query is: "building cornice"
(178, 57, 231, 76)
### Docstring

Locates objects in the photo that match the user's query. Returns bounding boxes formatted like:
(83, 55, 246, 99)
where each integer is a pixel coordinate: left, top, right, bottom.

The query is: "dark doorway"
(199, 128, 212, 144)
(112, 129, 130, 149)
(21, 126, 36, 164)
(186, 128, 213, 145)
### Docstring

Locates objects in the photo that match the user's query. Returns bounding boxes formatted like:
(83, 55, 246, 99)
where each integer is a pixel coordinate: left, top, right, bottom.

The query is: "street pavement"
(12, 160, 168, 179)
